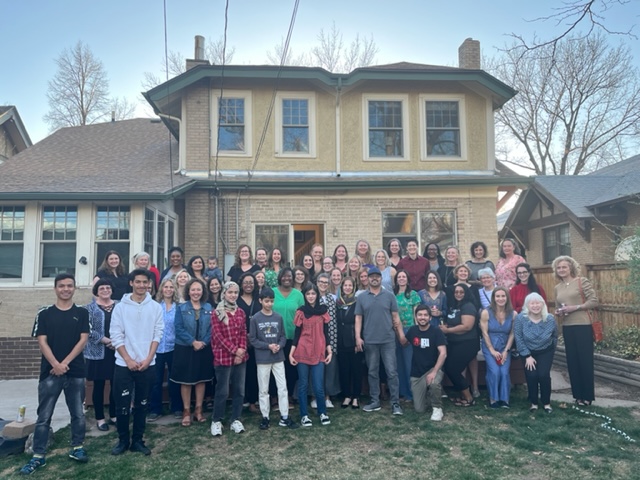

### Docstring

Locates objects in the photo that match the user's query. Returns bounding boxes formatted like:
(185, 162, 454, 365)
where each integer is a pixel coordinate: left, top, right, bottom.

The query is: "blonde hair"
(551, 255, 580, 280)
(522, 292, 550, 320)
(156, 278, 179, 303)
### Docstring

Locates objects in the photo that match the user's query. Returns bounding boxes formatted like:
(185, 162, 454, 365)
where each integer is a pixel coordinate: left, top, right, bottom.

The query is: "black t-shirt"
(444, 302, 478, 343)
(406, 325, 447, 378)
(34, 304, 90, 381)
(227, 264, 261, 284)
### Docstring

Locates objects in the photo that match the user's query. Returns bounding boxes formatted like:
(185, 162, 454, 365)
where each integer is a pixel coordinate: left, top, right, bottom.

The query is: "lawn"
(3, 388, 640, 480)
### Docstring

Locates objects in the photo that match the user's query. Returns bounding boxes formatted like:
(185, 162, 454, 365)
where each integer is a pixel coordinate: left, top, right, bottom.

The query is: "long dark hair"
(207, 276, 222, 306)
(451, 283, 474, 309)
(423, 242, 445, 265)
(186, 255, 205, 277)
(393, 269, 413, 299)
(514, 262, 540, 294)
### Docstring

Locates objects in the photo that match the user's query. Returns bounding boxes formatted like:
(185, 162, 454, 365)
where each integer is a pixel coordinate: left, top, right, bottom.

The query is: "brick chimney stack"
(458, 38, 481, 69)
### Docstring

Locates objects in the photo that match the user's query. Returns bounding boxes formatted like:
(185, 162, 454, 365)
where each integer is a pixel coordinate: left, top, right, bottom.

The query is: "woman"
(265, 247, 286, 288)
(273, 267, 305, 403)
(465, 241, 496, 286)
(418, 271, 447, 328)
(310, 243, 324, 280)
(207, 276, 222, 308)
(161, 246, 186, 281)
(495, 239, 525, 290)
(210, 281, 249, 436)
(332, 244, 349, 274)
(346, 256, 362, 280)
(254, 270, 266, 296)
(254, 247, 269, 269)
(515, 293, 557, 413)
(440, 284, 479, 407)
(386, 238, 404, 269)
(477, 268, 496, 310)
(93, 250, 129, 300)
(84, 279, 117, 431)
(149, 279, 183, 421)
(237, 272, 261, 414)
(171, 278, 214, 426)
(439, 246, 462, 289)
(480, 287, 516, 408)
(394, 270, 422, 402)
(354, 239, 373, 268)
(289, 283, 332, 427)
(374, 249, 396, 291)
(316, 273, 339, 408)
(186, 255, 207, 282)
(133, 251, 160, 288)
(336, 276, 362, 409)
(396, 239, 429, 292)
(329, 267, 343, 296)
(423, 242, 445, 273)
(355, 267, 369, 296)
(227, 244, 261, 284)
(174, 269, 191, 303)
(302, 254, 314, 274)
(293, 266, 310, 291)
(322, 256, 335, 275)
(510, 263, 547, 313)
(553, 255, 598, 406)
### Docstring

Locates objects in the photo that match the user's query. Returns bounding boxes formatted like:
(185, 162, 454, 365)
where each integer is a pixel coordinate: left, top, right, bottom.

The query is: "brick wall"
(0, 337, 40, 379)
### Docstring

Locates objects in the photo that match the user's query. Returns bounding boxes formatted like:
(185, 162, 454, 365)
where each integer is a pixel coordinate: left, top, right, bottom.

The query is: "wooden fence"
(532, 263, 640, 332)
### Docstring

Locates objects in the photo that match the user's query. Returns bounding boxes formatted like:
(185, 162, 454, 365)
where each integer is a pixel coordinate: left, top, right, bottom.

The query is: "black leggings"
(444, 339, 479, 391)
(523, 345, 555, 405)
(92, 379, 116, 420)
(338, 349, 363, 398)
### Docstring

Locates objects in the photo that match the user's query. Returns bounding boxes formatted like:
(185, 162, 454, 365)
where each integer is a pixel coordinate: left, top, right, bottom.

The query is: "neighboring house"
(0, 106, 32, 163)
(500, 154, 640, 267)
(0, 38, 528, 378)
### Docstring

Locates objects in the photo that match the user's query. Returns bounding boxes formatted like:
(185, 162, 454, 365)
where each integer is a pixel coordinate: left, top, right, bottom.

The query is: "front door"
(293, 224, 324, 265)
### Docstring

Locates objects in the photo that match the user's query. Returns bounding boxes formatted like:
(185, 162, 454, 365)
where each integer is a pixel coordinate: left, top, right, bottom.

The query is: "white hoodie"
(110, 292, 164, 367)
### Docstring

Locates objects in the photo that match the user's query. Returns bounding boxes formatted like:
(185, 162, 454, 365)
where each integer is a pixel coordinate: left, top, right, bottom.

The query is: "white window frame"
(40, 205, 78, 280)
(94, 205, 131, 272)
(362, 94, 410, 161)
(419, 94, 467, 161)
(381, 210, 457, 251)
(143, 206, 177, 272)
(211, 90, 252, 157)
(275, 92, 316, 158)
(0, 205, 25, 281)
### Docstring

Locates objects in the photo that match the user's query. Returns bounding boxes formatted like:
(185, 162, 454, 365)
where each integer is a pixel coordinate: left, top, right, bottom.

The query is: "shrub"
(600, 325, 640, 360)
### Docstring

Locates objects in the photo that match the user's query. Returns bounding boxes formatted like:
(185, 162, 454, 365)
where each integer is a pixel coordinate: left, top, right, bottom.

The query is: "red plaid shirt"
(211, 308, 248, 367)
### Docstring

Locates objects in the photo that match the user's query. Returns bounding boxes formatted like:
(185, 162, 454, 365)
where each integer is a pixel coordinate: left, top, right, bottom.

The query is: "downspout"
(335, 78, 342, 177)
(236, 190, 241, 246)
(157, 113, 184, 173)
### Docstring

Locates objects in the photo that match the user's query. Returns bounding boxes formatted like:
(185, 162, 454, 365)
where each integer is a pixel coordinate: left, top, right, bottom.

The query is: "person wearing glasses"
(510, 263, 547, 313)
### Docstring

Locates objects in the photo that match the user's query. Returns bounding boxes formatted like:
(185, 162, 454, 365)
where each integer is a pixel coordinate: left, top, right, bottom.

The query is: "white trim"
(275, 92, 316, 158)
(362, 94, 410, 161)
(419, 94, 467, 161)
(211, 90, 253, 157)
(486, 97, 496, 170)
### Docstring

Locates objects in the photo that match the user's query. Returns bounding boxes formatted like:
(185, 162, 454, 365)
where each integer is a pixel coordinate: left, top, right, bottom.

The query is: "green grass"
(3, 388, 640, 480)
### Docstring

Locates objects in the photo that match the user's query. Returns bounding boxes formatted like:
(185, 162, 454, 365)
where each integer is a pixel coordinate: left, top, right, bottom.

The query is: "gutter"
(157, 113, 184, 173)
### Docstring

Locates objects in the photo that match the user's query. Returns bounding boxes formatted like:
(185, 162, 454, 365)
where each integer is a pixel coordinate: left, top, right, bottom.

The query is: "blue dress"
(481, 308, 513, 404)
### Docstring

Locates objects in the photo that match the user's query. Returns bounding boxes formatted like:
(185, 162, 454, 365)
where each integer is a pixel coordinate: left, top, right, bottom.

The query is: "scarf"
(336, 290, 356, 308)
(298, 301, 328, 319)
(215, 281, 239, 325)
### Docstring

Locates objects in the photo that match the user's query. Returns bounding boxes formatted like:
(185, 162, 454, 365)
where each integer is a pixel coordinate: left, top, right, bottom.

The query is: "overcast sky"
(2, 0, 638, 143)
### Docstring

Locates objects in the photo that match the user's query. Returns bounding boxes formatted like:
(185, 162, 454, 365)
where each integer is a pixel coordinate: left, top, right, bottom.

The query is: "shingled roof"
(0, 118, 193, 200)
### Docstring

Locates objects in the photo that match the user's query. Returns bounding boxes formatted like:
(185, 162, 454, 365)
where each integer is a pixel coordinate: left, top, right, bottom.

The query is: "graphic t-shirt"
(406, 325, 447, 378)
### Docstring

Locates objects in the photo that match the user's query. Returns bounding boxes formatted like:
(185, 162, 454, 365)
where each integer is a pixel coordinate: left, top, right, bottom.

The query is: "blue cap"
(367, 266, 382, 276)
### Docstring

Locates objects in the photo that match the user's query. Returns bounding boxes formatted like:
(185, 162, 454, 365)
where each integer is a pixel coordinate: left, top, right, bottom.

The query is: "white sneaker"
(230, 420, 245, 434)
(310, 399, 317, 409)
(325, 399, 334, 409)
(320, 413, 331, 425)
(430, 408, 444, 422)
(301, 415, 312, 427)
(210, 421, 222, 436)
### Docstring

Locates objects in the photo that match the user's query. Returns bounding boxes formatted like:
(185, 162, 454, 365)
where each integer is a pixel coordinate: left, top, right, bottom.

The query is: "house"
(0, 106, 31, 163)
(500, 154, 640, 267)
(0, 37, 527, 378)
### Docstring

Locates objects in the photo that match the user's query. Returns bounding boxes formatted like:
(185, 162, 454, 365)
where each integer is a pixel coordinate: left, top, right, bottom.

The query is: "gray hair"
(478, 268, 495, 279)
(522, 292, 549, 320)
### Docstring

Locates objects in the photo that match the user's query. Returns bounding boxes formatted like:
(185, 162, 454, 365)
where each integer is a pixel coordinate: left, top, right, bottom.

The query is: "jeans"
(364, 341, 399, 404)
(482, 343, 512, 403)
(213, 363, 246, 422)
(114, 365, 155, 444)
(523, 345, 555, 405)
(149, 351, 183, 415)
(33, 375, 86, 455)
(297, 362, 326, 417)
(257, 362, 289, 418)
(396, 329, 413, 400)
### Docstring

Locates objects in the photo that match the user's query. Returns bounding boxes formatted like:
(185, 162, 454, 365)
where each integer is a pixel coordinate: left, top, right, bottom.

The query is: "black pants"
(284, 340, 298, 398)
(444, 339, 478, 391)
(563, 325, 595, 402)
(92, 379, 116, 420)
(338, 349, 363, 398)
(523, 345, 555, 405)
(114, 365, 155, 444)
(244, 347, 259, 404)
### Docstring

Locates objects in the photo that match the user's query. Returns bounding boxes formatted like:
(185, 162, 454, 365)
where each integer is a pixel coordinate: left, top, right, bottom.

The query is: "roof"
(585, 154, 640, 207)
(0, 106, 32, 154)
(0, 118, 193, 200)
(534, 176, 620, 218)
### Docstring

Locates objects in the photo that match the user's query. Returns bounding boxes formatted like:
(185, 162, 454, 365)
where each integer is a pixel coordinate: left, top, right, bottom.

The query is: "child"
(204, 256, 223, 283)
(399, 305, 448, 421)
(289, 284, 332, 427)
(249, 287, 299, 430)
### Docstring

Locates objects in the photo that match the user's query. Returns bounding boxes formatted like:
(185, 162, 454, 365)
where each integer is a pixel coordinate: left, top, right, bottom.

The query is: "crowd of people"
(20, 240, 599, 475)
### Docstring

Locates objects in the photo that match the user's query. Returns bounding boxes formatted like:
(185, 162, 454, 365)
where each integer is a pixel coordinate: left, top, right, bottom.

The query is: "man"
(399, 305, 447, 421)
(396, 238, 430, 292)
(19, 274, 90, 475)
(110, 269, 164, 456)
(355, 267, 404, 415)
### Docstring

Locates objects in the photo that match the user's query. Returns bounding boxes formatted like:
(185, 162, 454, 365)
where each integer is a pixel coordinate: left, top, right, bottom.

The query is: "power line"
(212, 0, 230, 187)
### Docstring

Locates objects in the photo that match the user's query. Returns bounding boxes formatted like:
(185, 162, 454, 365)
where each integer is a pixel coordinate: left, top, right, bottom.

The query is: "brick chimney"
(458, 38, 481, 69)
(186, 35, 210, 70)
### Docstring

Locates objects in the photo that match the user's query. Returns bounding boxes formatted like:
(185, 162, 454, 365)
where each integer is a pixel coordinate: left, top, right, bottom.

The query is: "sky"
(2, 0, 639, 144)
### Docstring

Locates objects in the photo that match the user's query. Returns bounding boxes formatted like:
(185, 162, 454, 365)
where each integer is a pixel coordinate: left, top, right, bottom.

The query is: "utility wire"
(163, 0, 175, 197)
(212, 0, 230, 187)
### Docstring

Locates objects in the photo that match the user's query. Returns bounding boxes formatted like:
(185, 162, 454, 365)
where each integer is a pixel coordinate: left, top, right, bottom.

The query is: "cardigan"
(554, 277, 598, 327)
(84, 300, 118, 360)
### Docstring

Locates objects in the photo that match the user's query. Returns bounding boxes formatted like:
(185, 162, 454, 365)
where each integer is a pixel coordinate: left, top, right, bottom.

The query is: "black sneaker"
(68, 447, 89, 463)
(259, 417, 270, 430)
(111, 441, 129, 456)
(279, 416, 300, 429)
(130, 441, 151, 456)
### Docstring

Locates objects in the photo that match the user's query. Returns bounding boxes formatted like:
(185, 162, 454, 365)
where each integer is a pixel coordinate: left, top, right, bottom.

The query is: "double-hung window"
(0, 206, 25, 279)
(420, 94, 466, 160)
(41, 206, 77, 278)
(95, 206, 130, 271)
(543, 224, 571, 264)
(364, 95, 409, 160)
(382, 211, 457, 251)
(276, 92, 316, 157)
(213, 91, 252, 156)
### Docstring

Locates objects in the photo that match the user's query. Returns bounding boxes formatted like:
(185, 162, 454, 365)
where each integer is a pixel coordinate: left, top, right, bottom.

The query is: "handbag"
(578, 277, 603, 343)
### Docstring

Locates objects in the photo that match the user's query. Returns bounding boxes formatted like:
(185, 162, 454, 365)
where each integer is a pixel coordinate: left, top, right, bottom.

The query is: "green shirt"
(395, 290, 421, 328)
(273, 287, 304, 339)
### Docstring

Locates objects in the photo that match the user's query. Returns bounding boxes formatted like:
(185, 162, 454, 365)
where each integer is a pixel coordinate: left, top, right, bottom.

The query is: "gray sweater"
(249, 311, 287, 364)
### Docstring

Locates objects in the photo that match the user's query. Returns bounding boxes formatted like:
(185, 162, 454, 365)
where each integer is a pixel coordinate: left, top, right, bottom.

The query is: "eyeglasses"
(317, 280, 329, 285)
(517, 271, 529, 276)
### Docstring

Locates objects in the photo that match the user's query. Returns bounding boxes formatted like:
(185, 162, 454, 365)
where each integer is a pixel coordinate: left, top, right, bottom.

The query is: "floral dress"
(395, 290, 422, 328)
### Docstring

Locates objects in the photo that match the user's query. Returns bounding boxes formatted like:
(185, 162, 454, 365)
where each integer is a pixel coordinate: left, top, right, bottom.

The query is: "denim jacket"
(175, 301, 213, 346)
(84, 300, 118, 360)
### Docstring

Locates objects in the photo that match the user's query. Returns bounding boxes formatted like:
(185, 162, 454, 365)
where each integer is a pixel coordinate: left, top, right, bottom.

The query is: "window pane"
(42, 206, 77, 241)
(218, 126, 245, 151)
(157, 214, 166, 271)
(1, 206, 25, 241)
(42, 243, 76, 278)
(420, 212, 456, 248)
(283, 127, 309, 152)
(255, 225, 289, 266)
(95, 242, 131, 273)
(369, 130, 403, 157)
(144, 208, 155, 258)
(382, 212, 416, 250)
(0, 244, 23, 279)
(96, 206, 130, 241)
(368, 100, 403, 157)
(426, 101, 461, 157)
(218, 98, 245, 152)
(369, 101, 402, 128)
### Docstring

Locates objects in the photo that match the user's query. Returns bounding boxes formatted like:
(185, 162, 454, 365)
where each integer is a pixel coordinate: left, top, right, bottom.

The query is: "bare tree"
(110, 96, 137, 121)
(206, 36, 236, 65)
(489, 32, 640, 175)
(266, 37, 309, 66)
(44, 41, 111, 129)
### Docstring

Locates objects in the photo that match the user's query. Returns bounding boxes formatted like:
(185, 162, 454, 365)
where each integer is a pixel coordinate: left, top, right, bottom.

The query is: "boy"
(249, 287, 298, 430)
(20, 274, 90, 475)
(204, 256, 223, 283)
(399, 305, 447, 421)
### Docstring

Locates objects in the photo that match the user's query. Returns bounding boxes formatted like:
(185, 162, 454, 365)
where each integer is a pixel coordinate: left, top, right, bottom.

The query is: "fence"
(532, 263, 640, 332)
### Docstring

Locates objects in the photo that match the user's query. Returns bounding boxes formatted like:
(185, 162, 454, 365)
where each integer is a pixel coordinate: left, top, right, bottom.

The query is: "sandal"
(194, 406, 206, 423)
(342, 398, 352, 409)
(181, 409, 192, 427)
(454, 398, 476, 407)
(351, 399, 359, 409)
